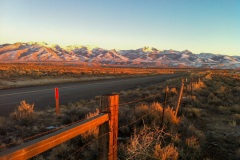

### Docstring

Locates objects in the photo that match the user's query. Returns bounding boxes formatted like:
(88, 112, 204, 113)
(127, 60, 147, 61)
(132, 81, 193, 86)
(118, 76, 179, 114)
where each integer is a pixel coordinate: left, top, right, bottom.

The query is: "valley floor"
(0, 70, 239, 159)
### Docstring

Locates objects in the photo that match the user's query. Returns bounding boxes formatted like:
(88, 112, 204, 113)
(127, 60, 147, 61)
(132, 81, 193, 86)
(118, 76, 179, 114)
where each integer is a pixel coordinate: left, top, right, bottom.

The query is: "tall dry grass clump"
(135, 102, 179, 126)
(118, 126, 179, 160)
(82, 108, 100, 139)
(118, 102, 181, 159)
(10, 100, 36, 125)
(193, 81, 205, 89)
(154, 143, 179, 160)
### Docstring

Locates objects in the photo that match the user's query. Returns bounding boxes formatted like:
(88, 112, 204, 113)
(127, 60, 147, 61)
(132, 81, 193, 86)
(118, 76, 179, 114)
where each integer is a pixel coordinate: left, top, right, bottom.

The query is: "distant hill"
(0, 42, 239, 69)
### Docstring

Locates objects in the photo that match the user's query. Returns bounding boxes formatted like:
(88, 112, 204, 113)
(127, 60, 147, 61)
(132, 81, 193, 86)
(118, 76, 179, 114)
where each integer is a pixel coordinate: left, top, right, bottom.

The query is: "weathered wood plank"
(0, 113, 109, 160)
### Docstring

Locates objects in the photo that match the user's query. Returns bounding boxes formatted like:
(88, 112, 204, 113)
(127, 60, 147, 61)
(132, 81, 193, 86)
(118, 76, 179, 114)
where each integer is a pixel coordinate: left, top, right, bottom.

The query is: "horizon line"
(0, 41, 239, 56)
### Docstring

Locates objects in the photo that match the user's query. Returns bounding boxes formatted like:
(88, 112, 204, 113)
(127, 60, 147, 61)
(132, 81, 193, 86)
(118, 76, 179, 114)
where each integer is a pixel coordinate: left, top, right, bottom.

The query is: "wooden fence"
(0, 94, 119, 160)
(0, 76, 204, 160)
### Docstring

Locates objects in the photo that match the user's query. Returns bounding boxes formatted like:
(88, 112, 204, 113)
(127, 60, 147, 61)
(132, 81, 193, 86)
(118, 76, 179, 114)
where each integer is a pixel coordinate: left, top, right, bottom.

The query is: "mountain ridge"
(0, 42, 239, 69)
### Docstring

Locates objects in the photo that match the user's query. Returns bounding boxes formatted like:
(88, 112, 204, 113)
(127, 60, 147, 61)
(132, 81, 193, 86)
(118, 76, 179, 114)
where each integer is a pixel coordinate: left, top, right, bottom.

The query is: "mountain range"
(0, 42, 239, 69)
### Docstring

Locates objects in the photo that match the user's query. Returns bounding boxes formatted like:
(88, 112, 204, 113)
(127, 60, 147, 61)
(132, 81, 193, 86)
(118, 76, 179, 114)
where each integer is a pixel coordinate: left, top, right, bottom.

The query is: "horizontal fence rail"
(0, 113, 109, 160)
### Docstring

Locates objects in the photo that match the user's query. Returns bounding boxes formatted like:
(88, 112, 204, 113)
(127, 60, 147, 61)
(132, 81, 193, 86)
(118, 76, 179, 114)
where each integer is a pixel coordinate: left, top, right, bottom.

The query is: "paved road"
(0, 74, 184, 116)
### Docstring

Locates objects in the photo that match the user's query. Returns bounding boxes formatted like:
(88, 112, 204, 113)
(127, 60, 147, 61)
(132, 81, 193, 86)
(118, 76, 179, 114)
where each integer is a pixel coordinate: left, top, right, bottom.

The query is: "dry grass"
(134, 102, 179, 127)
(154, 143, 179, 160)
(10, 100, 37, 125)
(230, 104, 240, 113)
(236, 148, 240, 159)
(0, 70, 193, 159)
(233, 114, 240, 123)
(119, 126, 179, 160)
(1, 70, 239, 159)
(0, 117, 6, 128)
(192, 81, 206, 89)
(82, 108, 100, 139)
(0, 77, 114, 89)
(182, 106, 204, 118)
(0, 63, 177, 89)
(181, 72, 240, 160)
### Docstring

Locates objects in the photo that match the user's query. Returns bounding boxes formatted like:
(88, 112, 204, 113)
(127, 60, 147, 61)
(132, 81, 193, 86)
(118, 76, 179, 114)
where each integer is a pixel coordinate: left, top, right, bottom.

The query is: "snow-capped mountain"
(0, 42, 239, 69)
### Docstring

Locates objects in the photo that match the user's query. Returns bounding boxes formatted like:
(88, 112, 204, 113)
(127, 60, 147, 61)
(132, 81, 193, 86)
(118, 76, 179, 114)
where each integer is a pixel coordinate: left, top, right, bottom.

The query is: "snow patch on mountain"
(0, 42, 239, 69)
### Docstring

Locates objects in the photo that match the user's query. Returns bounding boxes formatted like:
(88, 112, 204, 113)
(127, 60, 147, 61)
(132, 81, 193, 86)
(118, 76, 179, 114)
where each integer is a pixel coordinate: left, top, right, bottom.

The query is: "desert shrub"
(47, 143, 74, 160)
(182, 136, 201, 159)
(217, 105, 231, 114)
(135, 103, 179, 127)
(61, 107, 90, 124)
(194, 99, 207, 109)
(230, 104, 240, 113)
(34, 109, 100, 160)
(229, 120, 236, 126)
(193, 81, 206, 89)
(236, 148, 240, 159)
(185, 136, 200, 150)
(182, 106, 205, 118)
(177, 122, 205, 159)
(205, 73, 212, 80)
(232, 86, 240, 97)
(134, 104, 155, 127)
(119, 126, 178, 160)
(154, 143, 179, 160)
(168, 87, 178, 96)
(0, 116, 6, 128)
(135, 104, 152, 123)
(10, 100, 36, 125)
(118, 106, 135, 136)
(233, 114, 240, 124)
(164, 106, 179, 125)
(214, 87, 229, 99)
(0, 116, 7, 136)
(207, 93, 222, 107)
(196, 88, 211, 98)
(81, 109, 100, 139)
(187, 124, 205, 142)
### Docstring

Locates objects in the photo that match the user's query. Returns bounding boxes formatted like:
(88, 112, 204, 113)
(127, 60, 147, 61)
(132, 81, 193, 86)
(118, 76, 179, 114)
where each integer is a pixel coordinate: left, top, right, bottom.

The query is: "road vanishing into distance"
(0, 74, 185, 116)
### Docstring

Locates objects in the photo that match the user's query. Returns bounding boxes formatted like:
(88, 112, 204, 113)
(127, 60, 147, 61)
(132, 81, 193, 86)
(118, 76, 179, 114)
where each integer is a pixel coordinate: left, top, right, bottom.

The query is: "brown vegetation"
(0, 69, 239, 159)
(0, 63, 178, 89)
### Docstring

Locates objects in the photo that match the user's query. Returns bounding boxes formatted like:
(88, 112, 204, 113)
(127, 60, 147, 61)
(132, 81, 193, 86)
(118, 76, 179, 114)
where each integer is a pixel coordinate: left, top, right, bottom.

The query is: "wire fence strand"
(64, 132, 110, 160)
(0, 116, 90, 149)
(0, 92, 177, 149)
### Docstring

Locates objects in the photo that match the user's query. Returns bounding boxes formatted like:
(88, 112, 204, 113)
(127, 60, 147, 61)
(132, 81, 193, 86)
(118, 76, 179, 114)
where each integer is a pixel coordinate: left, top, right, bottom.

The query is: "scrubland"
(0, 68, 239, 159)
(0, 63, 176, 89)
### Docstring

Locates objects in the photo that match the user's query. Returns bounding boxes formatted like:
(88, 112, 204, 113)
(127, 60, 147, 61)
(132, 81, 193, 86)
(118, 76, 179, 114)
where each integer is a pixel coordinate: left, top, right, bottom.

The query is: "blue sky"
(0, 0, 239, 55)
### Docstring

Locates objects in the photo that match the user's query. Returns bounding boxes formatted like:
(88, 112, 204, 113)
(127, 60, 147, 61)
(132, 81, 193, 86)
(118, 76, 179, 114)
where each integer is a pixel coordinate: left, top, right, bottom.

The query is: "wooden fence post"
(175, 78, 184, 117)
(160, 86, 169, 128)
(190, 77, 193, 97)
(185, 78, 188, 96)
(55, 88, 60, 115)
(98, 94, 119, 160)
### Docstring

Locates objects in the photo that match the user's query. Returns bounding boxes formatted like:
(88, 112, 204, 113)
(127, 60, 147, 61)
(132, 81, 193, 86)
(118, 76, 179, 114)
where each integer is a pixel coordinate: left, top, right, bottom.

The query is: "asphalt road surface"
(0, 74, 185, 116)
